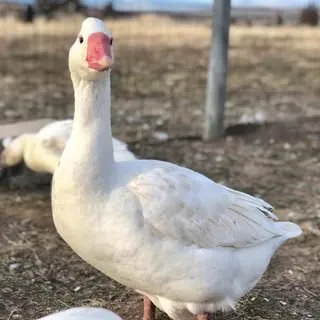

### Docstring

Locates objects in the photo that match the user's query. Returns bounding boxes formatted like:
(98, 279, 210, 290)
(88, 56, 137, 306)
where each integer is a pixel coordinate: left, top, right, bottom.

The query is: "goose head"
(0, 136, 26, 179)
(69, 17, 114, 81)
(0, 136, 24, 167)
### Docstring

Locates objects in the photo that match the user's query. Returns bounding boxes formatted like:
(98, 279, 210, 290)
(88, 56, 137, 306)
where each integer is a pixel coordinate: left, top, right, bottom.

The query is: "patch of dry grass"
(2, 15, 320, 45)
(0, 15, 210, 46)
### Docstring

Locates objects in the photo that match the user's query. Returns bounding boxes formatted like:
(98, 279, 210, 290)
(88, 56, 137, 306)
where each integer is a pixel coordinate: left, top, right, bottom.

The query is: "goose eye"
(79, 36, 84, 44)
(109, 37, 113, 45)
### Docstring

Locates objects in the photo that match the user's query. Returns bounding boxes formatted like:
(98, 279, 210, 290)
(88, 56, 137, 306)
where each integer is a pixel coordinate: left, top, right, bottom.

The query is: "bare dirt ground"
(0, 16, 319, 320)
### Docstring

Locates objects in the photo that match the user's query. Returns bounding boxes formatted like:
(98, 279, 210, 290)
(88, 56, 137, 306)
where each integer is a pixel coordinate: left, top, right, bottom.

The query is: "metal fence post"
(203, 0, 231, 140)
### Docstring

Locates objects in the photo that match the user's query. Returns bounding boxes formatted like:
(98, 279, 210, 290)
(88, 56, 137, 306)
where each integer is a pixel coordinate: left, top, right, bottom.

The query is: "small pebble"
(126, 116, 136, 124)
(9, 263, 21, 271)
(73, 286, 81, 292)
(195, 153, 205, 161)
(283, 143, 291, 150)
(4, 109, 18, 118)
(152, 131, 169, 142)
(155, 119, 164, 126)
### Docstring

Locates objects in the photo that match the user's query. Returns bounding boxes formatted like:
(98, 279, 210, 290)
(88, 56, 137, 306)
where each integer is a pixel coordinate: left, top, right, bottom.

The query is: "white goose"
(37, 307, 123, 320)
(52, 18, 302, 320)
(0, 119, 136, 174)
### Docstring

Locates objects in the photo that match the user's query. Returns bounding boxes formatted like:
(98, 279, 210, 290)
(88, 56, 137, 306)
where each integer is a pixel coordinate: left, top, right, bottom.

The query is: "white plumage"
(0, 119, 136, 174)
(37, 307, 123, 320)
(52, 17, 302, 320)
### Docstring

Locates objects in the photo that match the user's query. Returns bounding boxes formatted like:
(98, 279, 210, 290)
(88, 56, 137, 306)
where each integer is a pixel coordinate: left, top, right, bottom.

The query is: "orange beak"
(86, 32, 113, 72)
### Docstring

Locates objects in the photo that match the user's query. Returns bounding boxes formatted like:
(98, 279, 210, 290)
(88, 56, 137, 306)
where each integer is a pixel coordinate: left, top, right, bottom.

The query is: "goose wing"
(129, 163, 283, 248)
(39, 120, 72, 154)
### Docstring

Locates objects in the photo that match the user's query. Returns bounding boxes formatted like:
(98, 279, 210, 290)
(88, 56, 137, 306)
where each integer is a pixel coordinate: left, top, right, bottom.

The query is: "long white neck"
(65, 73, 114, 183)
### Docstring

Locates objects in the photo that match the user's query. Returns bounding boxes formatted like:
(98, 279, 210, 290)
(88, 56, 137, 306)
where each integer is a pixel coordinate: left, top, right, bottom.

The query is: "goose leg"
(143, 296, 155, 320)
(196, 313, 214, 320)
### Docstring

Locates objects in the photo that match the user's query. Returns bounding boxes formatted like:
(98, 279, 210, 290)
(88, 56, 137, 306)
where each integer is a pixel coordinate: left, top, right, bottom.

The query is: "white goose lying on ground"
(0, 119, 136, 174)
(38, 307, 123, 320)
(52, 18, 302, 320)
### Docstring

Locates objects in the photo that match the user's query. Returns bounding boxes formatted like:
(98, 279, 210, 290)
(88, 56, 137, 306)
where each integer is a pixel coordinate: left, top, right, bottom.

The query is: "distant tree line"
(0, 0, 137, 23)
(299, 3, 319, 26)
(37, 0, 84, 19)
(35, 0, 137, 20)
(230, 3, 319, 27)
(1, 0, 319, 25)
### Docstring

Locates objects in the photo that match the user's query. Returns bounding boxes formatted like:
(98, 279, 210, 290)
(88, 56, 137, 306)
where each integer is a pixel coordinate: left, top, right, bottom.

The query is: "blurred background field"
(0, 4, 319, 320)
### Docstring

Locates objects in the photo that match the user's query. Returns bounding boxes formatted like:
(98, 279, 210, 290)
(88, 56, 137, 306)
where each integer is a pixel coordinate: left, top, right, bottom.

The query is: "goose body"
(38, 307, 123, 320)
(52, 18, 302, 320)
(0, 119, 136, 174)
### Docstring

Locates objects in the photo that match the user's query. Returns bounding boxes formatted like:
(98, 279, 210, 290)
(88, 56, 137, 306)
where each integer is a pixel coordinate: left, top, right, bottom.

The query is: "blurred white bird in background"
(0, 119, 136, 175)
